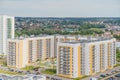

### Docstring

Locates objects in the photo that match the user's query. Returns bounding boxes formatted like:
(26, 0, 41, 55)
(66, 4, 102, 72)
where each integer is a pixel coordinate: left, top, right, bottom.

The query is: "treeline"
(15, 23, 104, 37)
(15, 28, 104, 37)
(116, 48, 120, 62)
(104, 19, 120, 25)
(15, 29, 70, 36)
(113, 35, 120, 40)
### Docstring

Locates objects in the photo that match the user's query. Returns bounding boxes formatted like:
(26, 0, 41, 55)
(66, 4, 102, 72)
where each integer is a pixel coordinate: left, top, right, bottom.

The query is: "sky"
(0, 0, 120, 17)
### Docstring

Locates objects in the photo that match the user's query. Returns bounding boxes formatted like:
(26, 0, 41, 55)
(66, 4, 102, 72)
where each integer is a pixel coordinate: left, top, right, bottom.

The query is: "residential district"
(0, 15, 120, 80)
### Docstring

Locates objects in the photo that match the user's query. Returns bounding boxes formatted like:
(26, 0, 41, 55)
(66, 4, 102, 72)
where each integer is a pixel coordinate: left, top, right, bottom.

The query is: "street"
(83, 66, 120, 80)
(0, 66, 72, 80)
(1, 65, 120, 80)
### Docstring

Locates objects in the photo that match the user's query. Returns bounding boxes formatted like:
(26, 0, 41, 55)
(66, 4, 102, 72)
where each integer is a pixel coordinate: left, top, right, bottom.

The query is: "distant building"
(7, 35, 54, 68)
(114, 32, 120, 36)
(57, 37, 116, 78)
(103, 32, 112, 37)
(89, 21, 103, 25)
(116, 42, 120, 48)
(0, 15, 14, 54)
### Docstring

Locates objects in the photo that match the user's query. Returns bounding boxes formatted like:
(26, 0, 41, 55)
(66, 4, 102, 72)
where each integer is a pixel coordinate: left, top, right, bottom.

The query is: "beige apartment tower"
(7, 36, 55, 68)
(57, 38, 116, 78)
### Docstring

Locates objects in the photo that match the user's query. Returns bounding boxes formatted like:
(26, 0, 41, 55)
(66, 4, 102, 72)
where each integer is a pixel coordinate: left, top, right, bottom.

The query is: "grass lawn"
(22, 66, 34, 71)
(0, 70, 24, 75)
(114, 64, 120, 67)
(114, 48, 120, 68)
(116, 48, 120, 62)
(42, 69, 56, 75)
(73, 76, 88, 80)
(37, 61, 56, 69)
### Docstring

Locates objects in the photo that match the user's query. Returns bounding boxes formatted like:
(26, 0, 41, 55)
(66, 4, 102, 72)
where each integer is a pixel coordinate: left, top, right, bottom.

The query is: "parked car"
(106, 73, 111, 76)
(111, 71, 116, 74)
(100, 74, 106, 78)
(25, 71, 31, 74)
(115, 74, 120, 77)
(35, 72, 40, 75)
(107, 77, 115, 80)
(90, 77, 98, 80)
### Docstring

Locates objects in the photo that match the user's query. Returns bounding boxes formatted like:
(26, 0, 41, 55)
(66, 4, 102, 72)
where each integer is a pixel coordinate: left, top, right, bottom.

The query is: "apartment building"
(7, 39, 28, 68)
(26, 36, 54, 63)
(54, 35, 89, 56)
(0, 15, 14, 54)
(7, 35, 54, 68)
(57, 38, 116, 78)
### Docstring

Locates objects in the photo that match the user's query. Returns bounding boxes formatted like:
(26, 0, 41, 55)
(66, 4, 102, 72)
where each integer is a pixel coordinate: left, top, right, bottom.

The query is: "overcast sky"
(0, 0, 120, 17)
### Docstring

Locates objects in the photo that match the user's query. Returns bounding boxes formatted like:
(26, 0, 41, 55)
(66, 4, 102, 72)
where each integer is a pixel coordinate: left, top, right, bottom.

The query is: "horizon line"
(15, 16, 120, 18)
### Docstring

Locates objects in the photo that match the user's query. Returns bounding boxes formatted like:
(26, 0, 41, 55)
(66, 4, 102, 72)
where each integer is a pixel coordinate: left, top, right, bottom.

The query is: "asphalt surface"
(0, 66, 72, 80)
(43, 74, 72, 80)
(101, 72, 120, 80)
(2, 65, 120, 80)
(82, 66, 120, 80)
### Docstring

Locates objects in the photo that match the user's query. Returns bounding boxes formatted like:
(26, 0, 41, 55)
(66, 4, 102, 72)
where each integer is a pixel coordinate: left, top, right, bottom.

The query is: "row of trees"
(15, 23, 105, 37)
(116, 48, 120, 62)
(78, 23, 105, 30)
(113, 35, 120, 40)
(15, 28, 104, 37)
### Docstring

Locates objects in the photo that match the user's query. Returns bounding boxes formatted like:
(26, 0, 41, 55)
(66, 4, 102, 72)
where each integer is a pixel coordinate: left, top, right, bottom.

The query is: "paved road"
(82, 66, 120, 80)
(0, 66, 72, 80)
(1, 66, 120, 80)
(101, 72, 120, 80)
(42, 74, 72, 80)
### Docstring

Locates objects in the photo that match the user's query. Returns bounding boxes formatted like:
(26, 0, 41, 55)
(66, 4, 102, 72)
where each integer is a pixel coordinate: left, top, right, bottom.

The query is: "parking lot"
(101, 72, 120, 80)
(0, 66, 71, 80)
(83, 66, 120, 80)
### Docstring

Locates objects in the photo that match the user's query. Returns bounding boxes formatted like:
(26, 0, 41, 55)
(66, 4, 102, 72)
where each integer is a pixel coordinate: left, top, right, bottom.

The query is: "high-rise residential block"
(54, 35, 88, 57)
(0, 15, 14, 54)
(57, 38, 116, 78)
(7, 35, 54, 68)
(7, 39, 28, 68)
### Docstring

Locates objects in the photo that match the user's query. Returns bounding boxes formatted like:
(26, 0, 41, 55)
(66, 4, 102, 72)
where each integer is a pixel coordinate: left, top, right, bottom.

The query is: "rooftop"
(62, 37, 115, 44)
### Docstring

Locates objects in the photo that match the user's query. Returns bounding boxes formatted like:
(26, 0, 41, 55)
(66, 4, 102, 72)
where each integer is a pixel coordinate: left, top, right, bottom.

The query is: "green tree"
(116, 48, 120, 62)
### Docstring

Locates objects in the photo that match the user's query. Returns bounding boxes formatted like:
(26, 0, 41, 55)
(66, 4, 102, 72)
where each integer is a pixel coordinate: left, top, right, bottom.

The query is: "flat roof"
(62, 38, 115, 44)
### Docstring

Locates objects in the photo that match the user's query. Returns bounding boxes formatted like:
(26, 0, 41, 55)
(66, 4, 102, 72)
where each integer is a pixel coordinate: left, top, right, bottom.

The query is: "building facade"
(26, 36, 54, 63)
(7, 36, 54, 68)
(57, 38, 116, 78)
(7, 39, 28, 68)
(54, 35, 88, 57)
(0, 15, 14, 54)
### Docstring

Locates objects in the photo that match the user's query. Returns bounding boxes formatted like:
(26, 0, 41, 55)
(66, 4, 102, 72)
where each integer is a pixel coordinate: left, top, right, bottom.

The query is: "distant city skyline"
(0, 0, 120, 17)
